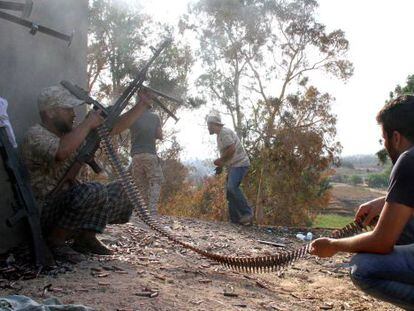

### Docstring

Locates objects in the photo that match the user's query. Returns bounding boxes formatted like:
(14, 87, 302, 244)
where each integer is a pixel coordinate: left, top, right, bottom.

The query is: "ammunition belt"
(98, 125, 369, 273)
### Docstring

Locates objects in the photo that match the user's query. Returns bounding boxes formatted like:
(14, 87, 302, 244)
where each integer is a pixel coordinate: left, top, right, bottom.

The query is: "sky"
(140, 0, 414, 159)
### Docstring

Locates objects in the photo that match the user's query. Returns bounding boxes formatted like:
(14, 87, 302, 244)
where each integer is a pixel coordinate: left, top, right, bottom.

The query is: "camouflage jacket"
(21, 124, 76, 204)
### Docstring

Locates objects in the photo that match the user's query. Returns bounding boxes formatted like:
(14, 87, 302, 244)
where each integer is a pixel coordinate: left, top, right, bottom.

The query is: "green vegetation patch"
(313, 214, 354, 229)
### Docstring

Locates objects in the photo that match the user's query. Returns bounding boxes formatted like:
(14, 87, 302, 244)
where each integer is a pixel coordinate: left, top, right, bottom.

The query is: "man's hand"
(309, 238, 338, 258)
(355, 197, 385, 227)
(214, 158, 224, 167)
(84, 109, 104, 130)
(214, 166, 223, 175)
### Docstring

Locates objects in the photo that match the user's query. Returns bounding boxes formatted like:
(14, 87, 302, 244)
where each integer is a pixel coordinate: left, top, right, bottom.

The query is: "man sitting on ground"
(310, 95, 414, 310)
(21, 85, 151, 261)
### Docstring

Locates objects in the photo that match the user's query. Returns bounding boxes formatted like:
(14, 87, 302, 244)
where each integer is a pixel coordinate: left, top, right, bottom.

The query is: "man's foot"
(73, 235, 113, 255)
(239, 214, 253, 226)
(50, 245, 85, 264)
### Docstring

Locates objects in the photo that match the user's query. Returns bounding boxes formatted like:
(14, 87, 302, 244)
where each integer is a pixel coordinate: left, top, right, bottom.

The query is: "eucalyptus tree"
(183, 0, 354, 225)
(87, 0, 196, 197)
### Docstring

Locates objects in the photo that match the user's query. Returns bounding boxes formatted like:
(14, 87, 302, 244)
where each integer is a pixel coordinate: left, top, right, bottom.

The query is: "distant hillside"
(184, 158, 214, 185)
(340, 154, 383, 169)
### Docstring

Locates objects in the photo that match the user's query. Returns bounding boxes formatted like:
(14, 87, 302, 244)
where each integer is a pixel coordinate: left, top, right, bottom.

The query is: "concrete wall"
(0, 0, 88, 252)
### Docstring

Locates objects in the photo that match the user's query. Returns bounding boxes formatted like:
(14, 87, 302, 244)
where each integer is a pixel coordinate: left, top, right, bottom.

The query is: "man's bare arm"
(56, 110, 103, 161)
(310, 202, 413, 257)
(214, 143, 236, 167)
(111, 102, 146, 135)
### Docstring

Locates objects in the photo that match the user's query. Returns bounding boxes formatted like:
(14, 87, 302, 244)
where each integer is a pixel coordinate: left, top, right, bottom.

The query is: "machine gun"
(141, 85, 182, 122)
(52, 39, 172, 195)
(61, 82, 181, 123)
(0, 127, 46, 266)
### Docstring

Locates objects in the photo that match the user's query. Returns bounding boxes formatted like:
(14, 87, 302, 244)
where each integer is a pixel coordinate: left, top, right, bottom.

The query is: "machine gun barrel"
(142, 85, 184, 104)
(151, 96, 179, 122)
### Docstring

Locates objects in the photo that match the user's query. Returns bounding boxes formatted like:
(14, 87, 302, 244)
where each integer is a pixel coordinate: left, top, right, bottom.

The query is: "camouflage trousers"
(130, 153, 164, 216)
(41, 182, 133, 233)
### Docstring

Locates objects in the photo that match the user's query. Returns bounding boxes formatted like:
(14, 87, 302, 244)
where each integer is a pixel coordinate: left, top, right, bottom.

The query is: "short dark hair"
(376, 95, 414, 142)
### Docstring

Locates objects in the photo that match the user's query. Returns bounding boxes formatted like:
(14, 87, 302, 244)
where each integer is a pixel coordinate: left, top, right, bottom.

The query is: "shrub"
(349, 175, 363, 185)
(366, 173, 388, 188)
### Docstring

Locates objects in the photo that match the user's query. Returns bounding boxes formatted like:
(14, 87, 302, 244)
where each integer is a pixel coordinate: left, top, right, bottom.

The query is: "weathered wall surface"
(0, 0, 88, 252)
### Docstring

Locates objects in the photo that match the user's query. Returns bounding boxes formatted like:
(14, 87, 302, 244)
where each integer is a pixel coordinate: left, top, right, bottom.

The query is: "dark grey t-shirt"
(386, 147, 414, 208)
(130, 110, 160, 155)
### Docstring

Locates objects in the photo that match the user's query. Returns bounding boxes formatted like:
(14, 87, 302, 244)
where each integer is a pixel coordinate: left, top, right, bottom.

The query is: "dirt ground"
(0, 216, 398, 311)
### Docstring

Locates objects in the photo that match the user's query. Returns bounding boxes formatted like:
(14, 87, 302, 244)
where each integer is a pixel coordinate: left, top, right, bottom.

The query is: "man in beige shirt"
(207, 114, 252, 225)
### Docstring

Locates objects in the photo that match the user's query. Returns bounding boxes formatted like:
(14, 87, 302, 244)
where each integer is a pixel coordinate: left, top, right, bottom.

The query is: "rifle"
(61, 82, 181, 123)
(0, 0, 33, 18)
(0, 127, 46, 266)
(141, 85, 181, 122)
(52, 39, 172, 195)
(0, 10, 73, 45)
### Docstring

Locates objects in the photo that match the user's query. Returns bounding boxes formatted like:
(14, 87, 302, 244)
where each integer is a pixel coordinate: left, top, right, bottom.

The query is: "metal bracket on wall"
(0, 9, 74, 46)
(0, 0, 33, 18)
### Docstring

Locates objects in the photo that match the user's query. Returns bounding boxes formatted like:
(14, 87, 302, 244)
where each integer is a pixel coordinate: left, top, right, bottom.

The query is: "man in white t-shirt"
(207, 114, 253, 225)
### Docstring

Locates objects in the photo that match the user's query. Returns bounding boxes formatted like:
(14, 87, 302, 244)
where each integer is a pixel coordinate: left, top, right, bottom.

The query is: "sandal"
(50, 245, 86, 264)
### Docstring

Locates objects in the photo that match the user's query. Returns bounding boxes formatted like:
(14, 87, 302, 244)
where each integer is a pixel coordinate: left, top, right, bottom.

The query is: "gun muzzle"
(0, 0, 33, 18)
(142, 85, 184, 105)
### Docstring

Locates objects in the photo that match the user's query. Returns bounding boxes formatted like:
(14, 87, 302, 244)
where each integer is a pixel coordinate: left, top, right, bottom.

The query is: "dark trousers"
(42, 182, 133, 233)
(226, 166, 252, 223)
(350, 218, 414, 310)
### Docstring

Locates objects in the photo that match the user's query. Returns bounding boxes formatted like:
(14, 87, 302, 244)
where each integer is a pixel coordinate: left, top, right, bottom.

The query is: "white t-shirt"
(217, 127, 250, 167)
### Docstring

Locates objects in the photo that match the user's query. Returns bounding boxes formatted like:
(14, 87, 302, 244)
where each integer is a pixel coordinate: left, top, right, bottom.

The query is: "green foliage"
(366, 173, 388, 189)
(88, 0, 150, 96)
(245, 127, 334, 226)
(88, 0, 196, 119)
(376, 148, 389, 165)
(329, 174, 349, 183)
(389, 75, 414, 99)
(349, 175, 363, 186)
(178, 0, 353, 226)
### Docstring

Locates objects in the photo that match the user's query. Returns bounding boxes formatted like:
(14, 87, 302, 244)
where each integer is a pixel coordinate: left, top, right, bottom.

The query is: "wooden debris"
(233, 303, 247, 308)
(115, 270, 129, 275)
(135, 291, 159, 298)
(94, 272, 110, 278)
(257, 240, 286, 248)
(255, 280, 269, 289)
(320, 303, 334, 310)
(98, 282, 110, 286)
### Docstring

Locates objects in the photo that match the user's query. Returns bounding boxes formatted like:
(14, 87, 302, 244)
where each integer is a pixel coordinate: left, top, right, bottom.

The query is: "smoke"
(106, 0, 143, 12)
(0, 0, 89, 141)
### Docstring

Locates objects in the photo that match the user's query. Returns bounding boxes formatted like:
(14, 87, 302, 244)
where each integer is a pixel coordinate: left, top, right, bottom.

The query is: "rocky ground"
(0, 216, 398, 311)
